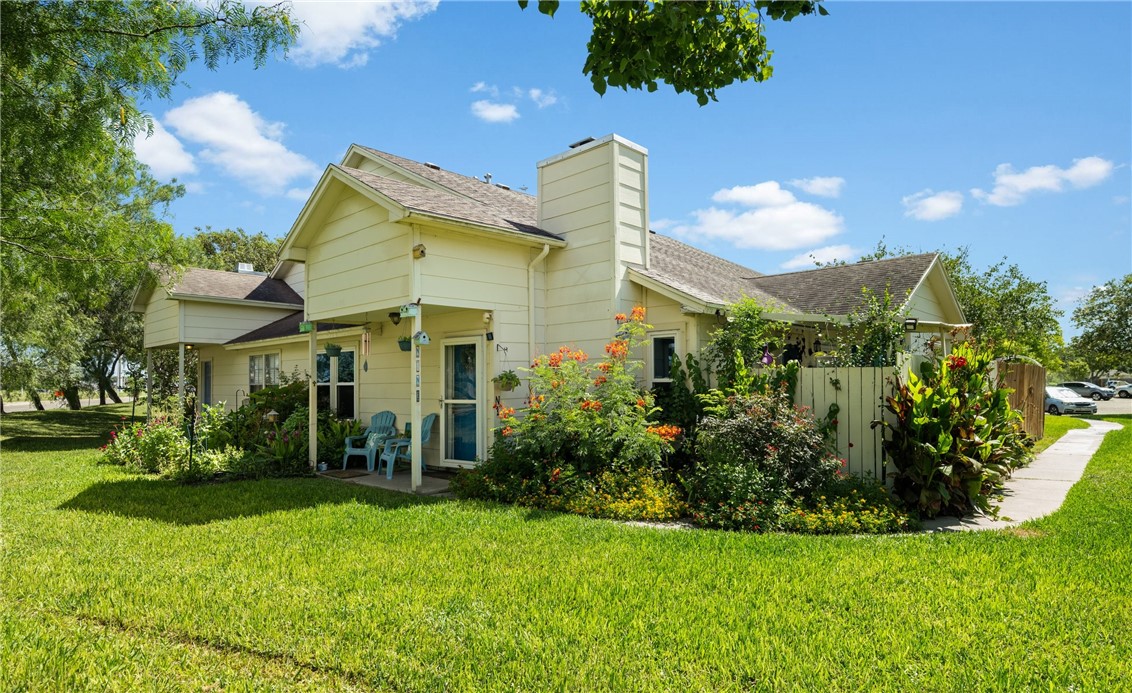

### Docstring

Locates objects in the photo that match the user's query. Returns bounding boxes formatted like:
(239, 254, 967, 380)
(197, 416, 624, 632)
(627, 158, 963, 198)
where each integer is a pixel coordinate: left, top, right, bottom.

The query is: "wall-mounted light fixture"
(904, 317, 919, 333)
(483, 311, 493, 324)
(388, 311, 401, 326)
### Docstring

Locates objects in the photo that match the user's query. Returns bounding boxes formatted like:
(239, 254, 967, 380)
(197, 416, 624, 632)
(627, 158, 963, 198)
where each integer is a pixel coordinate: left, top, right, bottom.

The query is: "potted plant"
(493, 370, 521, 391)
(397, 336, 412, 352)
(324, 343, 342, 357)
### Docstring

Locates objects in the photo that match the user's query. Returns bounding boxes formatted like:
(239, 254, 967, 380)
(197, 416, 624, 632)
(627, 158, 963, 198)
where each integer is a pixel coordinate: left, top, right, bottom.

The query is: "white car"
(1115, 383, 1132, 399)
(1044, 386, 1098, 415)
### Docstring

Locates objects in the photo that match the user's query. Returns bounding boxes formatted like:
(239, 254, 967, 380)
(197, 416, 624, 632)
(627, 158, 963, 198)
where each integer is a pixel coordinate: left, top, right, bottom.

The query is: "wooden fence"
(996, 360, 1046, 440)
(794, 367, 893, 481)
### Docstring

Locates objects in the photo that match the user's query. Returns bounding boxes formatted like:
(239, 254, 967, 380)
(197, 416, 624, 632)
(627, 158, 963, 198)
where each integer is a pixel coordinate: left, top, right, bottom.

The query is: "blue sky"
(134, 1, 1131, 338)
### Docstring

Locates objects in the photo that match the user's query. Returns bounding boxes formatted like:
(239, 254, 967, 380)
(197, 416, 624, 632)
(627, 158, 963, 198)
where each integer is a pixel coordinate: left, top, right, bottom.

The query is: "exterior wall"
(538, 135, 649, 359)
(304, 189, 412, 321)
(144, 288, 181, 348)
(278, 262, 306, 298)
(182, 302, 295, 346)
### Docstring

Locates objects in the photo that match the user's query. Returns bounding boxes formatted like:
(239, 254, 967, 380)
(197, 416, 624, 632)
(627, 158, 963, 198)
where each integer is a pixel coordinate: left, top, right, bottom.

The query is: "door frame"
(439, 336, 486, 467)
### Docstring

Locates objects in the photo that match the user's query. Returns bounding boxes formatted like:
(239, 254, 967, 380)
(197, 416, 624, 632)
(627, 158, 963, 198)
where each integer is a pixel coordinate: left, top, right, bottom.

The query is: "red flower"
(550, 468, 561, 482)
(614, 313, 627, 323)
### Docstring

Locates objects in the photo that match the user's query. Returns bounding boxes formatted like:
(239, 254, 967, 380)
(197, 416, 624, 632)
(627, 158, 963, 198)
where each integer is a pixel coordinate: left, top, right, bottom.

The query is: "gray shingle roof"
(226, 311, 354, 345)
(746, 253, 938, 315)
(631, 233, 790, 308)
(336, 165, 562, 242)
(168, 267, 303, 306)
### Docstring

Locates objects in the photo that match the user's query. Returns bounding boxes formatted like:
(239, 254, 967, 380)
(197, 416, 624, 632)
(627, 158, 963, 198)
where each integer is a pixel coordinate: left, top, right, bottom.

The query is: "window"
(316, 349, 355, 419)
(249, 353, 280, 393)
(650, 333, 678, 383)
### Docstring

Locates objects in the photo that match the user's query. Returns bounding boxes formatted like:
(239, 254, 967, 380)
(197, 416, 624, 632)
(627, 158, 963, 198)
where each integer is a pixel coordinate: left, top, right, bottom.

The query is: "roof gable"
(168, 267, 303, 306)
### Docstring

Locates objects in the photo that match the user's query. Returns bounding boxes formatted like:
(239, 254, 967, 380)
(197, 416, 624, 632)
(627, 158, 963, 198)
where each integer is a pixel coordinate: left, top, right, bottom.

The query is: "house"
(135, 134, 967, 490)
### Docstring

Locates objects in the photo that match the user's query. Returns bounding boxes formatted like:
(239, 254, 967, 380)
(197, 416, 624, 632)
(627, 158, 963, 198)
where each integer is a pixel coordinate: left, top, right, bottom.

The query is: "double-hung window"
(249, 353, 280, 393)
(316, 349, 355, 419)
(649, 332, 679, 385)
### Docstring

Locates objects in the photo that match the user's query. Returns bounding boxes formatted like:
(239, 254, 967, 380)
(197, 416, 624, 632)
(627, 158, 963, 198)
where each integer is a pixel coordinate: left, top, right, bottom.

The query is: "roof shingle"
(168, 267, 303, 306)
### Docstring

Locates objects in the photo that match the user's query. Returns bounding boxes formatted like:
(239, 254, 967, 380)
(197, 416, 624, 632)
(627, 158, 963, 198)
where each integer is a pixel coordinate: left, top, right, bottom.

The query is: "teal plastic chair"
(341, 411, 397, 471)
(378, 413, 438, 479)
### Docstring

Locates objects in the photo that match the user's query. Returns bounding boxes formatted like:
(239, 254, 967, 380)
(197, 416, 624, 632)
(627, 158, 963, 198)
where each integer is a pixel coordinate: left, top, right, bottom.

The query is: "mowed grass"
(2, 406, 1130, 691)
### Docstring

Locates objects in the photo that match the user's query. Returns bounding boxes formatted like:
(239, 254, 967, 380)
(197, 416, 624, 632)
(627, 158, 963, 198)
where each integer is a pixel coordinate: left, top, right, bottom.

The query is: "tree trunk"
(63, 385, 82, 410)
(0, 394, 5, 414)
(99, 372, 123, 404)
(29, 390, 45, 411)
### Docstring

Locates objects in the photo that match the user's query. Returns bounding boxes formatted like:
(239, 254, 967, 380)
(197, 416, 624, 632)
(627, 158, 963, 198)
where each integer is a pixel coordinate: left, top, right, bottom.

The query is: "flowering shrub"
(690, 389, 840, 531)
(453, 308, 682, 521)
(780, 475, 916, 534)
(876, 341, 1032, 518)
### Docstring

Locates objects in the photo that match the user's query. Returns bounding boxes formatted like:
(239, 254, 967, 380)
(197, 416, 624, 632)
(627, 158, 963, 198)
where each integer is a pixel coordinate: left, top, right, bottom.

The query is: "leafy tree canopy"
(189, 227, 284, 274)
(520, 0, 827, 105)
(1069, 275, 1132, 378)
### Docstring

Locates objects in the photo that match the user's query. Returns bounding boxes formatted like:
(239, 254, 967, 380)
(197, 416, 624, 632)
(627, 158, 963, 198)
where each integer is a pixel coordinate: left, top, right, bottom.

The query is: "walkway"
(319, 468, 453, 495)
(921, 418, 1122, 532)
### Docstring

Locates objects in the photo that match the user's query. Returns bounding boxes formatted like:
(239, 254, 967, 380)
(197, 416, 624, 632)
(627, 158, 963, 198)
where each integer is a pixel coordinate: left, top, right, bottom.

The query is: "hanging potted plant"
(493, 370, 521, 392)
(397, 336, 412, 352)
(324, 343, 342, 357)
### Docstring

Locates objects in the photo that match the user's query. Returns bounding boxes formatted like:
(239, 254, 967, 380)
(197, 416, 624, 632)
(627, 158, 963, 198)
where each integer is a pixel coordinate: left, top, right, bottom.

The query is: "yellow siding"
(144, 288, 180, 348)
(305, 191, 412, 320)
(182, 302, 295, 345)
(278, 262, 305, 298)
(419, 230, 531, 310)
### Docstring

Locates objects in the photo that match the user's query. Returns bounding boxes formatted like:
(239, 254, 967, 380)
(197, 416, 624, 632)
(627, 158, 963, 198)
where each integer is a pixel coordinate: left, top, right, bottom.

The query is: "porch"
(319, 467, 454, 496)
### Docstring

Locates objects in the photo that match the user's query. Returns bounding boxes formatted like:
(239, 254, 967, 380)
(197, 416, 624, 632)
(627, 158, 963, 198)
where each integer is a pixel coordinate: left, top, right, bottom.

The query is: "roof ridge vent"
(494, 183, 510, 190)
(423, 162, 440, 170)
(568, 137, 595, 149)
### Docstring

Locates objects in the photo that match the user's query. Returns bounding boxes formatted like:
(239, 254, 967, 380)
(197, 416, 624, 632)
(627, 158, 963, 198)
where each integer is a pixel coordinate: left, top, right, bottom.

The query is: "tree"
(1070, 275, 1132, 379)
(1, 0, 296, 408)
(520, 0, 827, 105)
(190, 227, 283, 273)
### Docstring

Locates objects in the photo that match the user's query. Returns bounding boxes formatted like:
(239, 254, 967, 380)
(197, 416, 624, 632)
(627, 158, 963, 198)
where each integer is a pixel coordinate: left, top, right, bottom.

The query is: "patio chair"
(378, 413, 438, 479)
(341, 411, 397, 472)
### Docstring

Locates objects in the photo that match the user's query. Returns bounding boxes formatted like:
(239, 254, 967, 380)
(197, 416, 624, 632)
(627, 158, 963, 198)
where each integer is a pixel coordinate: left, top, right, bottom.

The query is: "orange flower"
(636, 398, 646, 408)
(571, 350, 588, 363)
(647, 424, 682, 442)
(498, 407, 516, 419)
(604, 340, 628, 359)
(551, 380, 561, 388)
(559, 345, 571, 354)
(594, 376, 607, 386)
(501, 426, 514, 436)
(614, 313, 627, 323)
(630, 306, 646, 322)
(597, 361, 612, 372)
(548, 353, 562, 368)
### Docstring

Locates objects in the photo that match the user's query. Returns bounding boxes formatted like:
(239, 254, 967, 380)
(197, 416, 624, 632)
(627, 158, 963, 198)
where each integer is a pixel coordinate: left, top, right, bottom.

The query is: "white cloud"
(712, 181, 796, 207)
(671, 180, 844, 251)
(470, 100, 520, 124)
(902, 189, 963, 221)
(164, 92, 321, 196)
(650, 218, 676, 231)
(971, 156, 1114, 206)
(781, 245, 859, 270)
(1114, 195, 1130, 205)
(133, 120, 196, 179)
(528, 88, 558, 108)
(289, 1, 438, 68)
(471, 81, 499, 97)
(788, 176, 845, 198)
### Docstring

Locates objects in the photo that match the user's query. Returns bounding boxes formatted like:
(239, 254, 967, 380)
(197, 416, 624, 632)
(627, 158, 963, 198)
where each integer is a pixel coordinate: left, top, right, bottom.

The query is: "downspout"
(527, 244, 550, 360)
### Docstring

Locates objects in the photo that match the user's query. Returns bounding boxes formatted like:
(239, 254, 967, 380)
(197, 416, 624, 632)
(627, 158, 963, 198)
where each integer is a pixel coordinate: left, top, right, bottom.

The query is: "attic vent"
(494, 183, 510, 190)
(568, 137, 595, 149)
(236, 262, 255, 273)
(423, 162, 440, 170)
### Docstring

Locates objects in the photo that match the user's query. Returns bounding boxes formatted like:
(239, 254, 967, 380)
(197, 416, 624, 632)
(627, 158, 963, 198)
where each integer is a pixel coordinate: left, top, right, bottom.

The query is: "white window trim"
(317, 348, 358, 419)
(647, 330, 681, 386)
(249, 351, 281, 393)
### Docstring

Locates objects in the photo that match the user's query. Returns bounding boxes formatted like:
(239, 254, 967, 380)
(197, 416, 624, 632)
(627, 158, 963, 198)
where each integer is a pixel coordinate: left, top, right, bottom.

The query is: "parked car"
(1045, 386, 1098, 415)
(1059, 381, 1114, 401)
(1114, 383, 1132, 399)
(1105, 379, 1128, 388)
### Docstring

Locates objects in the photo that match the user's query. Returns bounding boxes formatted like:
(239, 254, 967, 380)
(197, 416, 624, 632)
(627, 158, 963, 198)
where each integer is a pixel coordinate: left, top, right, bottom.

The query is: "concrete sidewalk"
(921, 418, 1122, 532)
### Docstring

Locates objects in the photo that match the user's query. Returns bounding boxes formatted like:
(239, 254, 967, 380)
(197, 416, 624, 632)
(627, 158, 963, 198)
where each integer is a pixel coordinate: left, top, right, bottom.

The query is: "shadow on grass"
(1, 405, 140, 452)
(59, 475, 447, 526)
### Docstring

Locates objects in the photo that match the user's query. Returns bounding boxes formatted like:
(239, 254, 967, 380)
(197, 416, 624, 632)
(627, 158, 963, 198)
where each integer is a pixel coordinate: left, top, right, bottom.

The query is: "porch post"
(177, 343, 185, 403)
(145, 348, 153, 421)
(309, 321, 318, 469)
(411, 309, 422, 492)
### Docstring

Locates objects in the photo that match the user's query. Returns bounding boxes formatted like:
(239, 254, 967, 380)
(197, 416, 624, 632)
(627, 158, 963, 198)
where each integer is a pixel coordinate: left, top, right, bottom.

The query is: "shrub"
(135, 416, 190, 474)
(876, 341, 1032, 518)
(780, 475, 917, 534)
(454, 307, 680, 522)
(690, 388, 840, 531)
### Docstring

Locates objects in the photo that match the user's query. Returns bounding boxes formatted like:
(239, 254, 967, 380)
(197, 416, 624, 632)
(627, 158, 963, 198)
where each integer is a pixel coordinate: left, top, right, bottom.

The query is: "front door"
(441, 339, 484, 465)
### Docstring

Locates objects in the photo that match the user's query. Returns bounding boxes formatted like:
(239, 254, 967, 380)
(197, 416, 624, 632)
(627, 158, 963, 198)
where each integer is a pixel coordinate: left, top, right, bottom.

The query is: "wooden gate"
(996, 360, 1046, 440)
(794, 367, 892, 480)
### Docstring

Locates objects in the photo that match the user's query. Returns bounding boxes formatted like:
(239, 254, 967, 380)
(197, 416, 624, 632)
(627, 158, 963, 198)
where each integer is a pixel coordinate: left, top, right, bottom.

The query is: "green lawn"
(3, 406, 1130, 691)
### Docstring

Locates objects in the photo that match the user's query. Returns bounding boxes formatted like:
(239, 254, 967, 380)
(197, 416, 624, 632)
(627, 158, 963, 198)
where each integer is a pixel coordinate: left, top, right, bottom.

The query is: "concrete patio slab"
(320, 469, 453, 496)
(921, 418, 1121, 532)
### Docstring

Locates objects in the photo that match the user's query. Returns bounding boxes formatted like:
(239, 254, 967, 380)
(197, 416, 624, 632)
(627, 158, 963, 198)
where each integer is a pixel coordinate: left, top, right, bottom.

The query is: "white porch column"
(177, 343, 185, 403)
(411, 309, 422, 492)
(309, 322, 318, 468)
(145, 348, 153, 420)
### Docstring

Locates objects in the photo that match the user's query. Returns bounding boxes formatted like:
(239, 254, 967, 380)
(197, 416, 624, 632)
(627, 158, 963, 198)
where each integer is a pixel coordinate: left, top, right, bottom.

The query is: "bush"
(876, 341, 1032, 518)
(453, 307, 680, 522)
(780, 475, 917, 534)
(690, 388, 840, 531)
